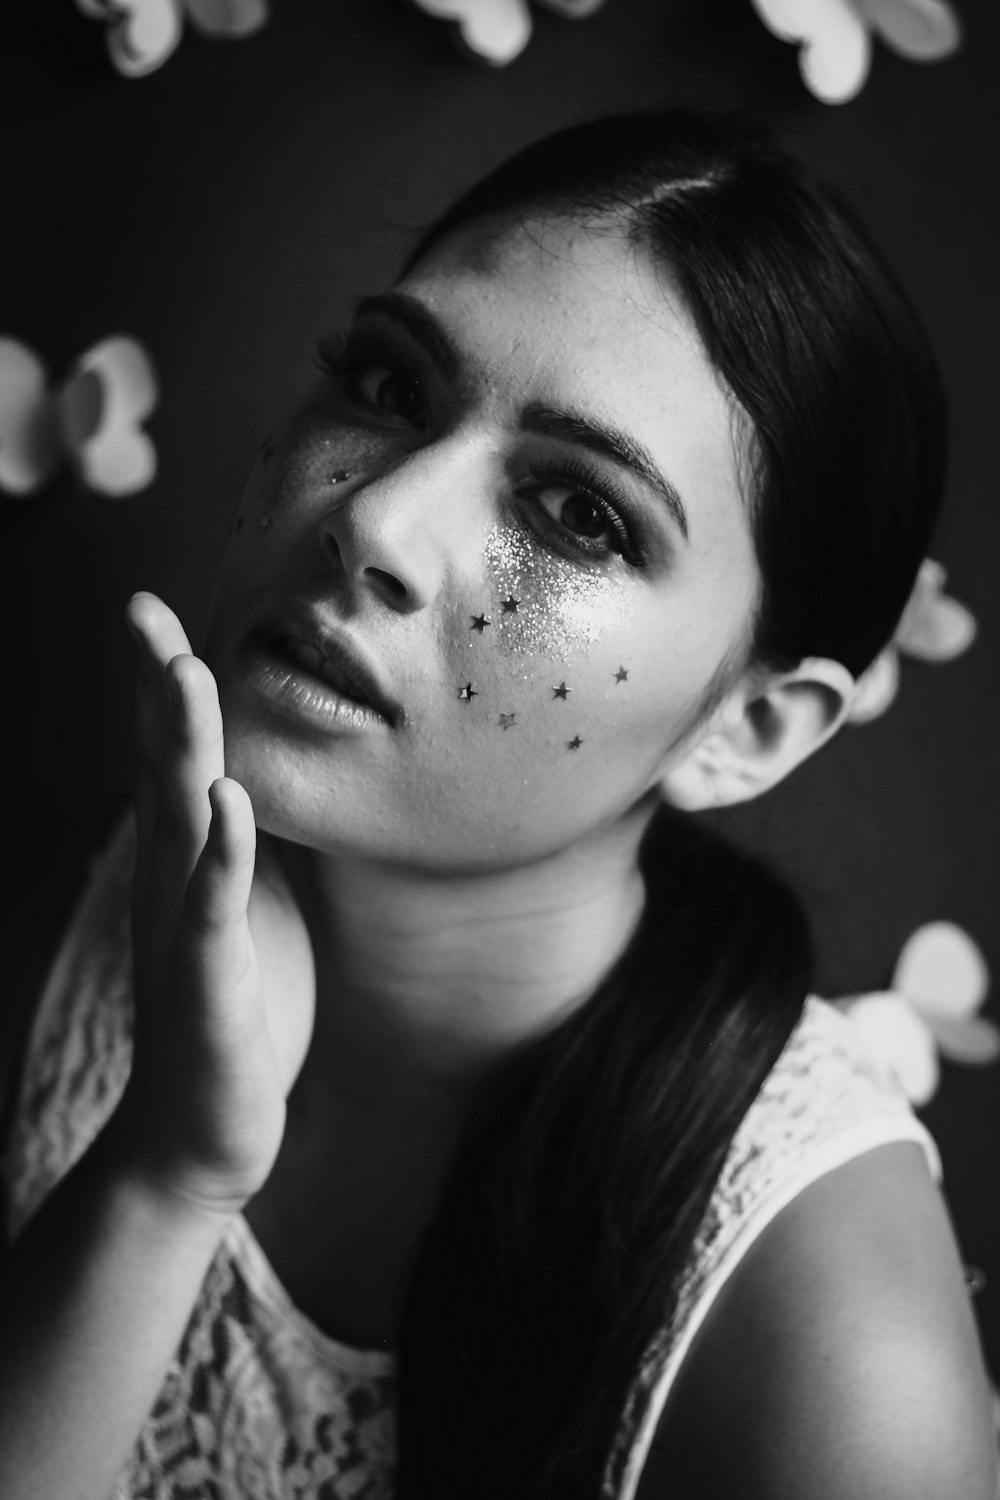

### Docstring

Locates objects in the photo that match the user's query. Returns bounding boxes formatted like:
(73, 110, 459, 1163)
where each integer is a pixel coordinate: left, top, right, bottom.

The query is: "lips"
(256, 608, 402, 726)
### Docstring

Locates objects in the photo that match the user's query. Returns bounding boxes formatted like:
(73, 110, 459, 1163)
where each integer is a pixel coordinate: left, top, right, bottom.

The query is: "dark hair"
(393, 112, 948, 1496)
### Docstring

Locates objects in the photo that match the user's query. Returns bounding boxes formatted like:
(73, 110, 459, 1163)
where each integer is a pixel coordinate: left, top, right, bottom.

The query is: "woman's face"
(206, 215, 761, 872)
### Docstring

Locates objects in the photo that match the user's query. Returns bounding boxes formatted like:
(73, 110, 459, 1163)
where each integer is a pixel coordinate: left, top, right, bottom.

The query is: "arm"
(0, 1122, 233, 1500)
(0, 594, 298, 1500)
(638, 1143, 998, 1500)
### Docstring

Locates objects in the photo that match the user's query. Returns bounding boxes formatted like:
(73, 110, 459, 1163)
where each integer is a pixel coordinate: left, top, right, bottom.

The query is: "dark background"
(2, 0, 998, 1372)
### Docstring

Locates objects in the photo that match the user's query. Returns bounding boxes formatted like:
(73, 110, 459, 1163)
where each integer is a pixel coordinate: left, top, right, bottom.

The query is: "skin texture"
(637, 1145, 999, 1500)
(205, 215, 764, 875)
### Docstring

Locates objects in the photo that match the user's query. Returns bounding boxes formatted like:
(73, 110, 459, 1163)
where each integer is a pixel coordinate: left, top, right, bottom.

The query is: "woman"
(0, 111, 996, 1499)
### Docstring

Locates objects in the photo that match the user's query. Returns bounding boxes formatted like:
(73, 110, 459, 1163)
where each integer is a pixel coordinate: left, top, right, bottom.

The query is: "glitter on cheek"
(484, 524, 629, 659)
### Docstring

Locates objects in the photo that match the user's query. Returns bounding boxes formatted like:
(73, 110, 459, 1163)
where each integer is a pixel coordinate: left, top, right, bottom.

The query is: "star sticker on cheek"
(567, 736, 584, 751)
(498, 712, 517, 730)
(552, 682, 571, 700)
(458, 683, 478, 703)
(501, 597, 520, 614)
(614, 666, 629, 684)
(470, 614, 491, 633)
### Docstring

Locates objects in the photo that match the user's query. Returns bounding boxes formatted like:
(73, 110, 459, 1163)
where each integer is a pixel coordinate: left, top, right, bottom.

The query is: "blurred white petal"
(893, 921, 990, 1020)
(844, 992, 940, 1104)
(857, 0, 961, 59)
(847, 647, 899, 723)
(0, 339, 58, 495)
(927, 1015, 1000, 1066)
(897, 595, 976, 660)
(534, 0, 606, 15)
(58, 337, 159, 497)
(410, 0, 533, 64)
(748, 0, 872, 102)
(75, 0, 183, 77)
(186, 0, 269, 37)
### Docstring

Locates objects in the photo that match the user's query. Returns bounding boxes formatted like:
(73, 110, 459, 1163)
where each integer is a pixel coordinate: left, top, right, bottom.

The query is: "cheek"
(482, 524, 628, 660)
(227, 409, 398, 550)
(427, 524, 667, 774)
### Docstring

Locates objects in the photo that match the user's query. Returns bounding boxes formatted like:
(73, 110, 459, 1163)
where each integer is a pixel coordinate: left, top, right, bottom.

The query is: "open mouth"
(259, 626, 399, 726)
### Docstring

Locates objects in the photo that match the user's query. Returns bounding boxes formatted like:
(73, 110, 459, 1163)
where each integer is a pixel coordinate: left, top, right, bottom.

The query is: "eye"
(523, 460, 646, 568)
(535, 484, 619, 547)
(354, 365, 426, 423)
(314, 335, 427, 427)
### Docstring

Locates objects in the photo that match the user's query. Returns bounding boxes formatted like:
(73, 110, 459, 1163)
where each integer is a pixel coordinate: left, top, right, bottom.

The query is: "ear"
(659, 657, 856, 812)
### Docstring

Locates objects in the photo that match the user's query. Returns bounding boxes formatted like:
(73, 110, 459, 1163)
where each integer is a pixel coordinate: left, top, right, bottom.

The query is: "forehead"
(405, 214, 708, 382)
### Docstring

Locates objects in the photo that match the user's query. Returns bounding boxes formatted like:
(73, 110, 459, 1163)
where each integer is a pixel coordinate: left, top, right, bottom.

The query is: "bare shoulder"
(636, 1143, 998, 1500)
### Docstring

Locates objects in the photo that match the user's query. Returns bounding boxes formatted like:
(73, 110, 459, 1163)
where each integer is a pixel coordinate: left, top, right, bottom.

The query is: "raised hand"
(119, 591, 296, 1219)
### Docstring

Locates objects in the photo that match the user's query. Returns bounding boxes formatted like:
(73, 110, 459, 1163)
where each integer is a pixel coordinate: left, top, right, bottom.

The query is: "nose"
(315, 440, 483, 614)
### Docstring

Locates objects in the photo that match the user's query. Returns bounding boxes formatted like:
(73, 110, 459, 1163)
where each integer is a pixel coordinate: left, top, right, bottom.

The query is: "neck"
(281, 807, 651, 1119)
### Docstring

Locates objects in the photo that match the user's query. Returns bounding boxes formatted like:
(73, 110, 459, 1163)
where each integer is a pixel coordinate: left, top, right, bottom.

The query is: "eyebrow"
(351, 292, 690, 540)
(352, 292, 461, 380)
(521, 402, 690, 541)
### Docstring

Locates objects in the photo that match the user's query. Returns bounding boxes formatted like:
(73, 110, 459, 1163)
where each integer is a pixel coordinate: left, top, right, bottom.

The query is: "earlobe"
(659, 657, 856, 811)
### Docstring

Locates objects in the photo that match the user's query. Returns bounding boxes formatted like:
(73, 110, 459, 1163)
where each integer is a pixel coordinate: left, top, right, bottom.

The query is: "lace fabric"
(2, 817, 939, 1500)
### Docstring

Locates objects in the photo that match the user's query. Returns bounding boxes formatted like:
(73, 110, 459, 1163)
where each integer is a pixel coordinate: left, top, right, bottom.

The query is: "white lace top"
(2, 817, 940, 1500)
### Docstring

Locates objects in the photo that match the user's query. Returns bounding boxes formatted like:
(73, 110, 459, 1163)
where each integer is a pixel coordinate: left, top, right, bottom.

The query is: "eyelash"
(312, 333, 648, 569)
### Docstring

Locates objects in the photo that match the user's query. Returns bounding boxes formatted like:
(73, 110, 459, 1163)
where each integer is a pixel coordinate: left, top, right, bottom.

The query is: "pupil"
(562, 494, 606, 538)
(381, 373, 421, 417)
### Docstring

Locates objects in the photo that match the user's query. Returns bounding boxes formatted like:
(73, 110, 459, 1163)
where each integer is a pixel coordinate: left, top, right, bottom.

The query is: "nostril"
(363, 566, 409, 607)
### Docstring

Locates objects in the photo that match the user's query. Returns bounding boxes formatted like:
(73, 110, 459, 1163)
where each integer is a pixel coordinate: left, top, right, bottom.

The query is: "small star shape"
(501, 597, 520, 614)
(567, 735, 583, 751)
(458, 682, 478, 703)
(259, 515, 272, 530)
(552, 682, 571, 700)
(498, 712, 517, 730)
(470, 614, 491, 633)
(614, 666, 629, 684)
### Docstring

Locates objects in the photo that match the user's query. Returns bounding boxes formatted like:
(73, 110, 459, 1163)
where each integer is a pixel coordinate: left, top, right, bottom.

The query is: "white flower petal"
(896, 594, 976, 660)
(893, 921, 990, 1020)
(410, 0, 533, 65)
(847, 648, 899, 722)
(856, 0, 961, 60)
(748, 0, 873, 101)
(0, 339, 58, 496)
(844, 992, 940, 1104)
(185, 0, 269, 37)
(534, 0, 606, 16)
(74, 0, 183, 77)
(58, 337, 159, 498)
(927, 1015, 1000, 1066)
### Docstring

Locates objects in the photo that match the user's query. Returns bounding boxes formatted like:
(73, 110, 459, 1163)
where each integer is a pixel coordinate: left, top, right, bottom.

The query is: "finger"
(151, 655, 227, 923)
(125, 591, 195, 673)
(126, 593, 196, 901)
(181, 778, 257, 1001)
(125, 593, 195, 761)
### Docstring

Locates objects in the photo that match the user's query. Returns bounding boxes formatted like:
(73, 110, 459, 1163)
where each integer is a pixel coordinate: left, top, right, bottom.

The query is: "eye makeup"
(484, 523, 629, 660)
(518, 454, 647, 568)
(313, 330, 428, 429)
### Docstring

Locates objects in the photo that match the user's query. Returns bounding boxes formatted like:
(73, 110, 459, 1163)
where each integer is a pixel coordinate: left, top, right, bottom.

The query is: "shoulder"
(638, 1142, 998, 1500)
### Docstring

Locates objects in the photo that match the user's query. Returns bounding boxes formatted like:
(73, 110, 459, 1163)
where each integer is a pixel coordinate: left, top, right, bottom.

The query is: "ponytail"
(397, 812, 811, 1496)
